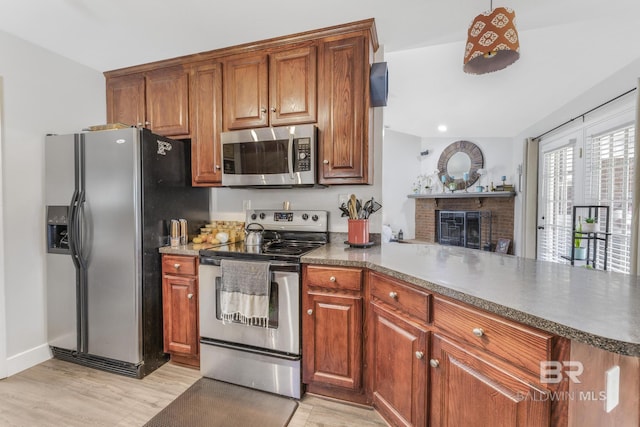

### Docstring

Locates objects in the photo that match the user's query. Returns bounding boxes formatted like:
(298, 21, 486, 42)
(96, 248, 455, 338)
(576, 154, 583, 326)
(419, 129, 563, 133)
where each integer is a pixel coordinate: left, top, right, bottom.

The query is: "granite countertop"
(301, 242, 640, 357)
(159, 243, 216, 256)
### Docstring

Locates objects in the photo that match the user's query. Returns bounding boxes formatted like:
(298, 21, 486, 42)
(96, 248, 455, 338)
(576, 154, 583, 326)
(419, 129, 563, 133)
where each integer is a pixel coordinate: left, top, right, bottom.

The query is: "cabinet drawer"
(369, 271, 431, 324)
(305, 265, 362, 291)
(162, 255, 197, 276)
(433, 297, 553, 374)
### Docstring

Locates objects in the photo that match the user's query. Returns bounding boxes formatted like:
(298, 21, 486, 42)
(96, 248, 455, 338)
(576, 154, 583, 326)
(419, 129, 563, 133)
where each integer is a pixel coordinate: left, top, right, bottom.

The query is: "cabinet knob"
(323, 159, 329, 164)
(145, 121, 151, 126)
(136, 122, 143, 127)
(415, 351, 424, 360)
(215, 165, 221, 170)
(270, 107, 276, 112)
(329, 276, 336, 282)
(187, 293, 193, 299)
(429, 359, 440, 368)
(307, 309, 313, 315)
(472, 327, 485, 337)
(173, 263, 181, 269)
(260, 107, 267, 114)
(389, 291, 398, 299)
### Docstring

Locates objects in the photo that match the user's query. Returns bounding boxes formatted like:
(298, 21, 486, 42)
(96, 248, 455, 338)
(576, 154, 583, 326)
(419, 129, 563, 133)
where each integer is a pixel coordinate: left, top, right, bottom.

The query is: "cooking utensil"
(348, 194, 358, 219)
(339, 203, 350, 217)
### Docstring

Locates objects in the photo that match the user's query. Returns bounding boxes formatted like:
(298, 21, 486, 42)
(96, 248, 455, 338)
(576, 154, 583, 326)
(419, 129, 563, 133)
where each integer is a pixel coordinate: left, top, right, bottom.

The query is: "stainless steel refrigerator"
(45, 127, 209, 378)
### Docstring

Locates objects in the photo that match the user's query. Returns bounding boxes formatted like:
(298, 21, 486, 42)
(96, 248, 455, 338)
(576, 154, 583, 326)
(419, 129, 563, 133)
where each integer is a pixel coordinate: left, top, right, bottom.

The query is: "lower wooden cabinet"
(369, 301, 429, 427)
(302, 265, 365, 403)
(299, 266, 562, 427)
(430, 333, 551, 427)
(161, 255, 199, 368)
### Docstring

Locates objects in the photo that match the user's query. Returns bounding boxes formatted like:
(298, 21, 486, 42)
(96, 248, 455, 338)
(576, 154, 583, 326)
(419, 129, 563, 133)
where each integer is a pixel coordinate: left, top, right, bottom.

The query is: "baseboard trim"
(6, 343, 51, 376)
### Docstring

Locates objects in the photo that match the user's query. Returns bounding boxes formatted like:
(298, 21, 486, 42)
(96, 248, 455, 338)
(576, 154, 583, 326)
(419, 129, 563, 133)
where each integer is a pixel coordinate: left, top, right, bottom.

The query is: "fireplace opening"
(438, 210, 492, 250)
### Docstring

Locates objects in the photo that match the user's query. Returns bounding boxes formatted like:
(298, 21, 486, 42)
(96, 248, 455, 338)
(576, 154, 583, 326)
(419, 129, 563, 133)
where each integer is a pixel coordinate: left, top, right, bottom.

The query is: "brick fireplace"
(413, 193, 516, 254)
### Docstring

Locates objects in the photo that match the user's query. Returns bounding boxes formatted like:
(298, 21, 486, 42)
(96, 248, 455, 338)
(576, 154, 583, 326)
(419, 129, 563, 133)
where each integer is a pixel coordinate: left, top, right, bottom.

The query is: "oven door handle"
(200, 337, 301, 361)
(200, 257, 300, 273)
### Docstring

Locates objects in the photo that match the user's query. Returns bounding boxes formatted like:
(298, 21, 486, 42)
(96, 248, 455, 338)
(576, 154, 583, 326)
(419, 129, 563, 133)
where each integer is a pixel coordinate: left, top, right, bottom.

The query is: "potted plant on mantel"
(582, 217, 599, 233)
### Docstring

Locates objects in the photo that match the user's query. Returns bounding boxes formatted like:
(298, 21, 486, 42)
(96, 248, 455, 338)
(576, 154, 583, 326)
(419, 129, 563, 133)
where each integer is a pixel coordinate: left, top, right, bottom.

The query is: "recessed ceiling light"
(437, 124, 447, 132)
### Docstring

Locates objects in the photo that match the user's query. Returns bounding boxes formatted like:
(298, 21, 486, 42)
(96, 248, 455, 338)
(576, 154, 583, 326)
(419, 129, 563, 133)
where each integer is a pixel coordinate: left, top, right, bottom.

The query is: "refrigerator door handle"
(68, 190, 81, 269)
(75, 191, 88, 270)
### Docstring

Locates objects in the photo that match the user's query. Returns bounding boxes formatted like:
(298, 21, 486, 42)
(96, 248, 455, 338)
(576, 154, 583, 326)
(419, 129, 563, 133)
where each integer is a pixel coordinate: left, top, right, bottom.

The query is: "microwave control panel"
(295, 138, 312, 172)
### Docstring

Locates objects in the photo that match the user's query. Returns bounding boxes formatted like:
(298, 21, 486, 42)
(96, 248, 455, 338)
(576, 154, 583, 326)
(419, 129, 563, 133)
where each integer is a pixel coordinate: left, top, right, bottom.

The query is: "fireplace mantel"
(408, 191, 515, 208)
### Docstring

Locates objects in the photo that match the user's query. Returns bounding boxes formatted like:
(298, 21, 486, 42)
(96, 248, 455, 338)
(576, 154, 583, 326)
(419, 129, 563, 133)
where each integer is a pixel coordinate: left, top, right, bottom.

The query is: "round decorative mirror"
(437, 140, 484, 190)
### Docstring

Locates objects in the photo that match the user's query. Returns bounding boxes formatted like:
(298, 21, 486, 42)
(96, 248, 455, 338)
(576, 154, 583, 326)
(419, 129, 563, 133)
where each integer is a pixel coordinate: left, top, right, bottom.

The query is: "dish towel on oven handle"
(220, 259, 271, 327)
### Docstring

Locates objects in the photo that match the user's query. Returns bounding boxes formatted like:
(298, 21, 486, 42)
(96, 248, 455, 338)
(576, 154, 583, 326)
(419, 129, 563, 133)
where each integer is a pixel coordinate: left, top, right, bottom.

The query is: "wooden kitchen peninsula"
(301, 242, 640, 427)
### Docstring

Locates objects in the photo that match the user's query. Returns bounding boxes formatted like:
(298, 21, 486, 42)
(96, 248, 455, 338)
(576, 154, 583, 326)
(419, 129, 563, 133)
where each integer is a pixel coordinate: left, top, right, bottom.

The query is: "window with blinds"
(584, 124, 635, 273)
(538, 145, 574, 264)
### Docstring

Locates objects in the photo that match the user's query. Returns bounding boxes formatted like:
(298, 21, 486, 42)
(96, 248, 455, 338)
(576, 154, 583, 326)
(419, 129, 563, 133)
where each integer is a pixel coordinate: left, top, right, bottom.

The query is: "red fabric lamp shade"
(463, 6, 520, 74)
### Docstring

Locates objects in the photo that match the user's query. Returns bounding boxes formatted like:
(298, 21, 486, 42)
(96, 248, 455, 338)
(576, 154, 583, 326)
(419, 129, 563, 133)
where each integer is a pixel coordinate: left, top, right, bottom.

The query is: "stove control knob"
(302, 213, 309, 221)
(251, 213, 257, 220)
(312, 214, 319, 222)
(259, 212, 266, 220)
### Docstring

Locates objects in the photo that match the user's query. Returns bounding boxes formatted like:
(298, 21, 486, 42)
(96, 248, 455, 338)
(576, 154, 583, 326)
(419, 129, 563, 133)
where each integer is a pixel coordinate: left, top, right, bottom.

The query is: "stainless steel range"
(198, 209, 328, 399)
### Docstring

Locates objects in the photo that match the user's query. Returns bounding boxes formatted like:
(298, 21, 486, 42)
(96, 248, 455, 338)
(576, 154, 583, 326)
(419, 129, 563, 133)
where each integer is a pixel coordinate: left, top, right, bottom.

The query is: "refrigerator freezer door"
(83, 128, 142, 364)
(45, 134, 78, 351)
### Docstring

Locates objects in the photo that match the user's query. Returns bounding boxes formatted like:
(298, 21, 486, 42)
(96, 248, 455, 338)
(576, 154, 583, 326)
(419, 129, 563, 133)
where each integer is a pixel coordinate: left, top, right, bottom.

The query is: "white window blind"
(539, 145, 574, 264)
(584, 125, 635, 273)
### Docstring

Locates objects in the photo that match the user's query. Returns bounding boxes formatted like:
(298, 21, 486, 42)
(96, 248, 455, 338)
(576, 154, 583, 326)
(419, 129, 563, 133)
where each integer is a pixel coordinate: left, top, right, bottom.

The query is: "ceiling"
(2, 0, 640, 138)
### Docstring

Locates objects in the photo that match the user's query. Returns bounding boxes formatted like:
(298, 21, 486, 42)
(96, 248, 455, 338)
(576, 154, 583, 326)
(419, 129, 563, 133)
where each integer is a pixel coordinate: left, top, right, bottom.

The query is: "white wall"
(0, 30, 105, 375)
(381, 129, 421, 239)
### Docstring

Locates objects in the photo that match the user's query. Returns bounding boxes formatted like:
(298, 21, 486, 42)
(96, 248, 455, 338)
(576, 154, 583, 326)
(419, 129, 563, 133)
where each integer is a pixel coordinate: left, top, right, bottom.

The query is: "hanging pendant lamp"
(463, 2, 520, 74)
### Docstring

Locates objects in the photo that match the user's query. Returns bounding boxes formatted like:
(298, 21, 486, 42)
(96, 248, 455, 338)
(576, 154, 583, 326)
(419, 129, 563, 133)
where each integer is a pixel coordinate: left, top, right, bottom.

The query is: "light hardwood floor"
(0, 359, 387, 426)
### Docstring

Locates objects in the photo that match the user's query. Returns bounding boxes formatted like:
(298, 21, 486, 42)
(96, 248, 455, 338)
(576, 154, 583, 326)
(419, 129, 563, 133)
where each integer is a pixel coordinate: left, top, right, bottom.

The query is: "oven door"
(199, 259, 300, 355)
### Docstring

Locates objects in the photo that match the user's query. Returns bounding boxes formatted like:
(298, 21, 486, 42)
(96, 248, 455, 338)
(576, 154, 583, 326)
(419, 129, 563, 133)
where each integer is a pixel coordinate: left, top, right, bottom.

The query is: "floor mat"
(143, 377, 298, 427)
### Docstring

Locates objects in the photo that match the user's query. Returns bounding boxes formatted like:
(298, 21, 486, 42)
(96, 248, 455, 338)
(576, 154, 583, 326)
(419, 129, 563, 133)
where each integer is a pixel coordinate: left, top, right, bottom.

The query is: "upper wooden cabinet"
(106, 66, 190, 138)
(104, 19, 378, 187)
(318, 34, 373, 185)
(190, 61, 223, 186)
(223, 45, 317, 130)
(105, 73, 145, 129)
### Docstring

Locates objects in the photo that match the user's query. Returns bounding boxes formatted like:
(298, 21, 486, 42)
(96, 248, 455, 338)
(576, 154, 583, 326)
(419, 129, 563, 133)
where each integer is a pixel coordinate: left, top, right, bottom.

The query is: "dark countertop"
(159, 243, 216, 256)
(301, 241, 640, 357)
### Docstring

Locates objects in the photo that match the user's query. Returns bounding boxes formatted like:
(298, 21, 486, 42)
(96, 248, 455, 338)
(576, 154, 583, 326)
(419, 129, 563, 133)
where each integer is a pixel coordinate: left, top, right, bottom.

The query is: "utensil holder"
(348, 219, 369, 244)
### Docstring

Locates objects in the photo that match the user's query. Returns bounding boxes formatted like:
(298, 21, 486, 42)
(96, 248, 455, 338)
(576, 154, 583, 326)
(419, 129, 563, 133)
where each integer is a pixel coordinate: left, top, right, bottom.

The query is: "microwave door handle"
(287, 133, 294, 180)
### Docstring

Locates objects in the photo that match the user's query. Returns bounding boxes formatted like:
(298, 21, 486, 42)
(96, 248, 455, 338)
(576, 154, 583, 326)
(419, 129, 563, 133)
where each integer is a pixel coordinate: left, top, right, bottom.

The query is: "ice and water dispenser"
(46, 205, 70, 254)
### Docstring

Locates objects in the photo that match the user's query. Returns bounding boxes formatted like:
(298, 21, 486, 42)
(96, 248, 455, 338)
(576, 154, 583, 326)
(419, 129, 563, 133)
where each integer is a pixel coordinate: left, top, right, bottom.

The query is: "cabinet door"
(269, 45, 317, 126)
(106, 73, 145, 127)
(303, 291, 363, 391)
(146, 66, 190, 137)
(223, 53, 268, 130)
(162, 274, 198, 357)
(190, 61, 223, 186)
(318, 34, 371, 184)
(430, 334, 551, 427)
(370, 302, 428, 427)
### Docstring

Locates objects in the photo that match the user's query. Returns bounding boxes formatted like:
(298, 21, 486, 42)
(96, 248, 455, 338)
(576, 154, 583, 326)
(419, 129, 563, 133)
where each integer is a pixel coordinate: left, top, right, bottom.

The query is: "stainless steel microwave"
(221, 124, 317, 187)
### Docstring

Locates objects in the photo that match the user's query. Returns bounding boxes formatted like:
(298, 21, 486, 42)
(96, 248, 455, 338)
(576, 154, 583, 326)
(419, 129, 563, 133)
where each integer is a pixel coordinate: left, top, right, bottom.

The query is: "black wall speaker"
(370, 62, 388, 107)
